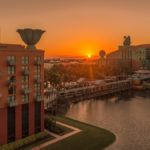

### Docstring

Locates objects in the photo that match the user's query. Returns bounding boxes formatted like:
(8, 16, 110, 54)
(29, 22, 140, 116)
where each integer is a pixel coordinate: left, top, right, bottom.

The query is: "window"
(34, 66, 41, 72)
(34, 84, 41, 90)
(8, 76, 16, 81)
(22, 56, 29, 64)
(8, 66, 15, 74)
(22, 84, 29, 89)
(7, 107, 15, 143)
(35, 102, 41, 133)
(34, 74, 41, 79)
(8, 76, 17, 86)
(22, 104, 29, 138)
(35, 56, 41, 61)
(8, 86, 16, 95)
(22, 76, 29, 83)
(22, 66, 29, 71)
(8, 96, 16, 102)
(8, 56, 15, 61)
(22, 95, 29, 102)
(35, 92, 41, 97)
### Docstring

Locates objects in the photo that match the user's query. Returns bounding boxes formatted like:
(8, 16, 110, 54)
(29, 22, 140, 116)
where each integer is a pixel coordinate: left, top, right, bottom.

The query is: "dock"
(44, 74, 150, 109)
(58, 79, 132, 103)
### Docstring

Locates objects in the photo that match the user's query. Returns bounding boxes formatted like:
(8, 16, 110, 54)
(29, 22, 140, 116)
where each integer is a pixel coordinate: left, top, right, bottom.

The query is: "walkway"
(31, 121, 82, 150)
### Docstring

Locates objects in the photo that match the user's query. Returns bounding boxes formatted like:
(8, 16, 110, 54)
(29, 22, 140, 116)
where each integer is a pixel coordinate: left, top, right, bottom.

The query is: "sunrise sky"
(1, 0, 150, 58)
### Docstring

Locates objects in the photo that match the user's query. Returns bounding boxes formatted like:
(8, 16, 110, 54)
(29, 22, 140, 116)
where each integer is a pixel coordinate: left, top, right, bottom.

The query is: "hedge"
(45, 115, 64, 134)
(0, 132, 48, 150)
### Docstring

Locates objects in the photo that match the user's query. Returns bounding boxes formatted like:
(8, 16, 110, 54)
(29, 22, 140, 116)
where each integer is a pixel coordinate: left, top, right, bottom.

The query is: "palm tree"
(99, 50, 106, 59)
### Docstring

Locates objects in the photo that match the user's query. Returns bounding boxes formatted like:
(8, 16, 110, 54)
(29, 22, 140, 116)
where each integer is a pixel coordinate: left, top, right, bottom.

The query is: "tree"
(48, 72, 62, 88)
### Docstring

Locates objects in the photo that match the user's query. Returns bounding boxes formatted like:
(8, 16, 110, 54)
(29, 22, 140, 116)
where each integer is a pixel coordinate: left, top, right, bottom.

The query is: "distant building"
(101, 36, 150, 70)
(0, 44, 44, 145)
(44, 62, 54, 69)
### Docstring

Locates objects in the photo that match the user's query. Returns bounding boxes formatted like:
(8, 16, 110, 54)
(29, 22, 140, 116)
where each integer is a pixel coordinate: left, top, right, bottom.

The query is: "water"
(65, 91, 150, 150)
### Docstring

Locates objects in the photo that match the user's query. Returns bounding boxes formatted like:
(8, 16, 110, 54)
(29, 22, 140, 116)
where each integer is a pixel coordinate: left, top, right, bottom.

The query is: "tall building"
(0, 30, 45, 145)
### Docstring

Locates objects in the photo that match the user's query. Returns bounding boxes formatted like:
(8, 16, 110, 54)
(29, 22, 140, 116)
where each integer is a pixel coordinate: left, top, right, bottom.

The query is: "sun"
(88, 54, 91, 58)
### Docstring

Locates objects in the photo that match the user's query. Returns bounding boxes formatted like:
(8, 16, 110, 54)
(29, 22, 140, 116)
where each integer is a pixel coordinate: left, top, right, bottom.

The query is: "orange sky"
(1, 0, 150, 58)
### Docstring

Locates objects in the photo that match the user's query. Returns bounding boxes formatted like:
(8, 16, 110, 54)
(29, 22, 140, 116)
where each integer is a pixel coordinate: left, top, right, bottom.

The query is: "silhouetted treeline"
(44, 63, 132, 87)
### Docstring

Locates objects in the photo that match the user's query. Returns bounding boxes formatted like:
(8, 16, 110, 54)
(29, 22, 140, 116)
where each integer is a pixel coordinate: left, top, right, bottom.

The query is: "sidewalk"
(31, 121, 82, 150)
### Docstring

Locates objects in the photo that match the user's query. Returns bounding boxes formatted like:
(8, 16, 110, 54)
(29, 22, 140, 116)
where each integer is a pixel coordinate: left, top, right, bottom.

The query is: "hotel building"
(99, 37, 150, 70)
(0, 43, 44, 145)
(106, 44, 150, 70)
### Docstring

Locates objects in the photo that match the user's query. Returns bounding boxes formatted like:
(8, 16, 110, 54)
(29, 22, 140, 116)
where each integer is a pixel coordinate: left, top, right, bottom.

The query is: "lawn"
(56, 123, 73, 136)
(41, 115, 116, 150)
(21, 135, 54, 150)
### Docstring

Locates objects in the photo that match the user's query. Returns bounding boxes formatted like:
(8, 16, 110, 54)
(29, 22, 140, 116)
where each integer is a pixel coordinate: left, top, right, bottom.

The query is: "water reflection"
(65, 91, 150, 150)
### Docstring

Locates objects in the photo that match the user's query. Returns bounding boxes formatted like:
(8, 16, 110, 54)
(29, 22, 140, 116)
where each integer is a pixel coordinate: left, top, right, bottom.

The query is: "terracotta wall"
(0, 45, 45, 145)
(0, 108, 7, 145)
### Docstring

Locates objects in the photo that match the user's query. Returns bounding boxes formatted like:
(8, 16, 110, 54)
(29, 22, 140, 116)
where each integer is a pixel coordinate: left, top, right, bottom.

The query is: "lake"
(65, 91, 150, 150)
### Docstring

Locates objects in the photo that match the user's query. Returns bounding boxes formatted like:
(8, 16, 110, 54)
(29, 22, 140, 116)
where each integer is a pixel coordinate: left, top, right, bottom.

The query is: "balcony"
(22, 96, 29, 103)
(8, 100, 18, 107)
(35, 96, 44, 102)
(34, 60, 43, 65)
(7, 60, 17, 65)
(8, 80, 17, 86)
(22, 88, 32, 94)
(22, 69, 31, 75)
(35, 78, 43, 83)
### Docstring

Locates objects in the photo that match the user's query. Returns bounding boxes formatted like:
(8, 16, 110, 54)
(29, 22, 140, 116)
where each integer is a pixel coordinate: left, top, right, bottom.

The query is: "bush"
(23, 137, 31, 145)
(45, 115, 56, 128)
(14, 140, 24, 149)
(0, 144, 9, 150)
(44, 115, 64, 134)
(50, 125, 64, 134)
(38, 132, 47, 138)
(0, 131, 48, 150)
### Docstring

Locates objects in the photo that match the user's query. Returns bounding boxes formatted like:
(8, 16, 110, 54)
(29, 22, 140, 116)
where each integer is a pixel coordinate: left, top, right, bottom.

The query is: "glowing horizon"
(1, 0, 150, 58)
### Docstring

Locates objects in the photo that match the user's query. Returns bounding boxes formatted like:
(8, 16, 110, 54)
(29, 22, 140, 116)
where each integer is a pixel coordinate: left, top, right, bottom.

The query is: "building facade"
(106, 44, 150, 70)
(0, 44, 44, 145)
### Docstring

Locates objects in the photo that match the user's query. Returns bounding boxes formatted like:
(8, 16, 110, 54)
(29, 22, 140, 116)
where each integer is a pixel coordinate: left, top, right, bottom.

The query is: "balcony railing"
(22, 97, 29, 103)
(8, 80, 17, 86)
(7, 60, 17, 65)
(34, 60, 43, 65)
(35, 78, 43, 83)
(22, 69, 31, 75)
(8, 100, 18, 107)
(22, 89, 32, 94)
(35, 96, 44, 102)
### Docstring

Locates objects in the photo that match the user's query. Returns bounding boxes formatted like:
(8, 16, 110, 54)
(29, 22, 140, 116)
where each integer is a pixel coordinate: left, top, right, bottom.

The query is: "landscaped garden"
(41, 115, 116, 150)
(45, 115, 73, 135)
(0, 115, 115, 150)
(0, 132, 54, 150)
